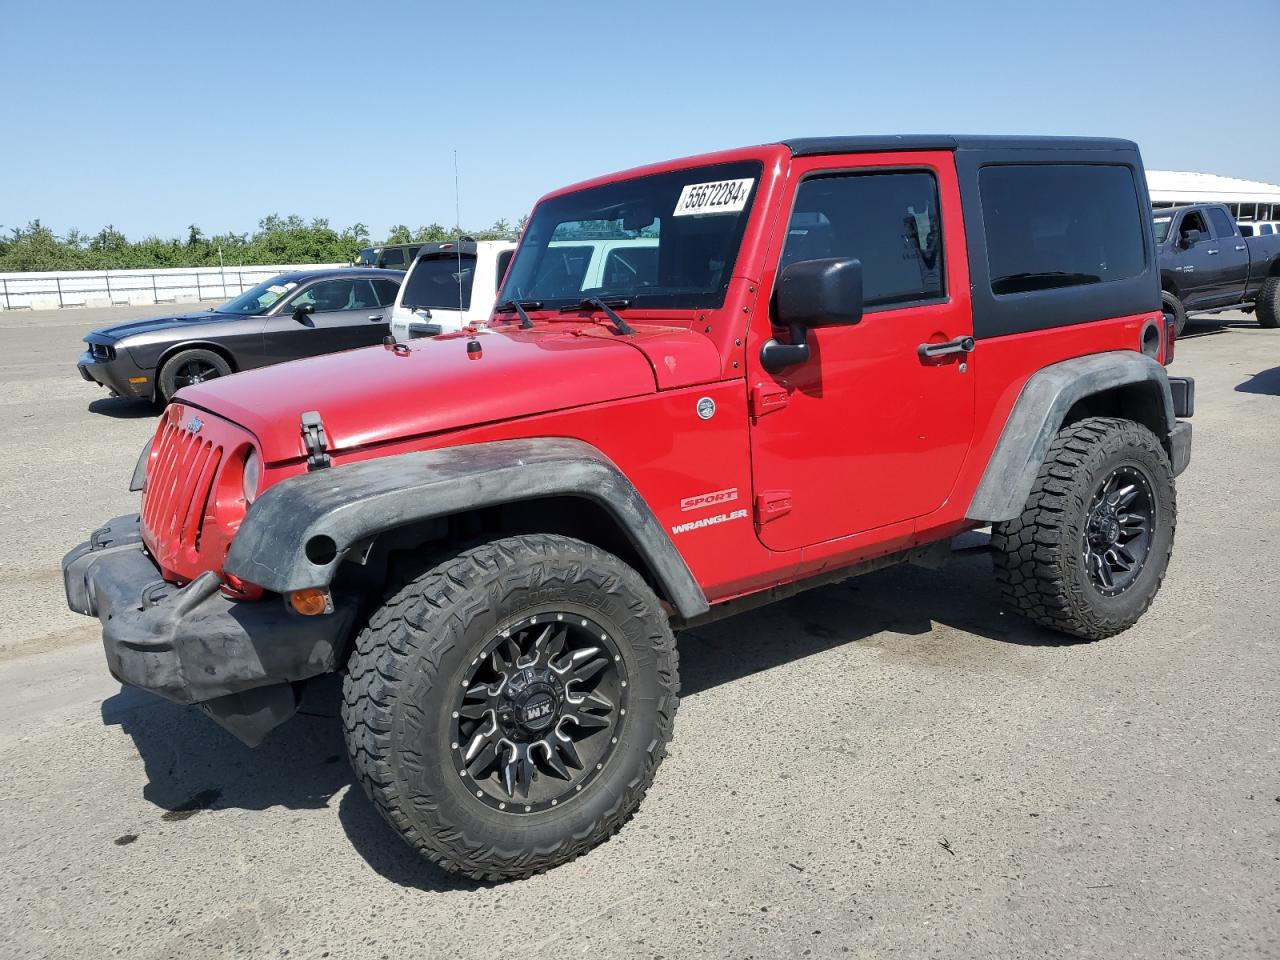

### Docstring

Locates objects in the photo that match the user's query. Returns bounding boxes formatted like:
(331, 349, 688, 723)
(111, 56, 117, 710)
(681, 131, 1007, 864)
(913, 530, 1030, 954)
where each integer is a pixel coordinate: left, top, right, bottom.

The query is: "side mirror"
(760, 257, 863, 373)
(293, 302, 315, 323)
(1180, 229, 1203, 248)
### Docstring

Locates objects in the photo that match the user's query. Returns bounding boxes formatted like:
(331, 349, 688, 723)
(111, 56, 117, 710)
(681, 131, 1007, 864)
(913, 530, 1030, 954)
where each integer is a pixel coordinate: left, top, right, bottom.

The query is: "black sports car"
(77, 267, 403, 402)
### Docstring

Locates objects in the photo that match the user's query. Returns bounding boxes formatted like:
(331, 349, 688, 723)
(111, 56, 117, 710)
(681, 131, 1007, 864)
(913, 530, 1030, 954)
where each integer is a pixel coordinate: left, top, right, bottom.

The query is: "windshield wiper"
(559, 297, 635, 335)
(495, 299, 543, 329)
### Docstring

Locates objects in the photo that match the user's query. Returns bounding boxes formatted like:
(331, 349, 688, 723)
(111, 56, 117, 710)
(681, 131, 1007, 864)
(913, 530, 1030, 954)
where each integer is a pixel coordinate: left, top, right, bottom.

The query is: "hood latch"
(300, 410, 331, 471)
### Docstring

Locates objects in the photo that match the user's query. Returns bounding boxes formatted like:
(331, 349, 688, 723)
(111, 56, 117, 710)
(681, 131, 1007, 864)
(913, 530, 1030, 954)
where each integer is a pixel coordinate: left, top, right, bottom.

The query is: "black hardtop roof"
(782, 135, 1139, 157)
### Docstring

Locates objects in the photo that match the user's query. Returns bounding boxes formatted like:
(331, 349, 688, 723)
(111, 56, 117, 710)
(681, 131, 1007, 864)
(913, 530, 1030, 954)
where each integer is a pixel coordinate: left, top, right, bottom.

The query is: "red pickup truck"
(65, 135, 1194, 880)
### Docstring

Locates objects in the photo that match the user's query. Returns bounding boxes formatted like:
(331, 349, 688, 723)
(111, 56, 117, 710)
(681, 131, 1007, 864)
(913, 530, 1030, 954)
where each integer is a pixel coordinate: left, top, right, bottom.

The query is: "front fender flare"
(224, 438, 710, 620)
(966, 352, 1175, 523)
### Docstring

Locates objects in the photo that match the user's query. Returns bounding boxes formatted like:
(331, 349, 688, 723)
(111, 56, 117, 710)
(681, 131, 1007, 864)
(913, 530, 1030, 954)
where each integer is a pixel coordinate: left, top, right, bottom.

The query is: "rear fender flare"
(224, 438, 710, 620)
(966, 352, 1175, 523)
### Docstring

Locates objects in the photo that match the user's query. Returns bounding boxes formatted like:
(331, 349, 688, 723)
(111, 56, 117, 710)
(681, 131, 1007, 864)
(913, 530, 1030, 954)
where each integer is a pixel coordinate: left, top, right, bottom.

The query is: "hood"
(88, 311, 237, 343)
(177, 326, 706, 462)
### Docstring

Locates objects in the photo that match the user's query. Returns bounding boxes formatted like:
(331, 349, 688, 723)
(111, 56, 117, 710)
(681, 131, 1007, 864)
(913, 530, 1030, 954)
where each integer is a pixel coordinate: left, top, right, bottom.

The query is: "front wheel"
(991, 417, 1176, 641)
(158, 348, 232, 401)
(342, 534, 679, 881)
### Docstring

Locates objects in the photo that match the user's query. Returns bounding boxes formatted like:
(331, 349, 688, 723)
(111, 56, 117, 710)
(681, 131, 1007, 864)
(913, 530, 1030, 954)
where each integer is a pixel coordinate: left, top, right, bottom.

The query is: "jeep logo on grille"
(186, 417, 204, 433)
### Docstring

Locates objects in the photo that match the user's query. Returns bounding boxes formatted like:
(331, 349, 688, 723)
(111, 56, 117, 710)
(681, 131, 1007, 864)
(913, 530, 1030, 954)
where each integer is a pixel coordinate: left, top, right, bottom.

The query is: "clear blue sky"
(5, 0, 1278, 242)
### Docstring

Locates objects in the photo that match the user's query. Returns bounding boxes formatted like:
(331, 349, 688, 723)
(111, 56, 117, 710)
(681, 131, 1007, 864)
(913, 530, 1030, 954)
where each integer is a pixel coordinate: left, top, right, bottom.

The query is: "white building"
(1147, 170, 1280, 222)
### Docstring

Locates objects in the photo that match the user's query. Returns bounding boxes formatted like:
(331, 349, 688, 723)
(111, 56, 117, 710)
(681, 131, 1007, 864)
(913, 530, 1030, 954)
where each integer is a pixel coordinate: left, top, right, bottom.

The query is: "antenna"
(453, 149, 464, 318)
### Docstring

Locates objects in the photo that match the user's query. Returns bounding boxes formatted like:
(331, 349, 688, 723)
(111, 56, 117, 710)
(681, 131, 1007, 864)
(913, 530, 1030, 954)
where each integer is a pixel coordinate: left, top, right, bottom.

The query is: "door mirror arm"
(293, 302, 316, 325)
(760, 323, 811, 373)
(758, 257, 863, 373)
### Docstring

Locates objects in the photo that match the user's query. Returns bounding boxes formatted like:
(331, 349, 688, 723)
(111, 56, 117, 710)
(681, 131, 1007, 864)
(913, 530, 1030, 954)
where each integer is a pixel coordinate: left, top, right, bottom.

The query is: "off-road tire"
(1161, 290, 1188, 337)
(342, 534, 679, 881)
(991, 417, 1176, 641)
(1254, 275, 1280, 328)
(157, 348, 232, 401)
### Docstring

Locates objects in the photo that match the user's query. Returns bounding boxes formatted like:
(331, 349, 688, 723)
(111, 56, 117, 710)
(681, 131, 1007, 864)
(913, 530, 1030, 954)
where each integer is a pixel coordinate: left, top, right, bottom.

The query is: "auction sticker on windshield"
(673, 178, 754, 217)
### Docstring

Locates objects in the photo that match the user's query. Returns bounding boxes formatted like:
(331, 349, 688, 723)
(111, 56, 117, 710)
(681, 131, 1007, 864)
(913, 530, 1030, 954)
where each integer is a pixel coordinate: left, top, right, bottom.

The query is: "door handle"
(1206, 249, 1219, 255)
(367, 314, 385, 321)
(1235, 245, 1247, 251)
(917, 336, 974, 360)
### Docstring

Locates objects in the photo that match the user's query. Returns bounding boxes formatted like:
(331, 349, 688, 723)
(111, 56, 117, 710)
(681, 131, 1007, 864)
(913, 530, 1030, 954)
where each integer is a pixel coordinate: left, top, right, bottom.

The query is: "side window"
(602, 246, 659, 292)
(1207, 208, 1237, 239)
(371, 278, 400, 306)
(495, 249, 515, 291)
(980, 164, 1145, 295)
(781, 171, 944, 309)
(532, 246, 594, 299)
(380, 248, 407, 270)
(1239, 224, 1255, 237)
(1179, 211, 1209, 243)
(1263, 224, 1275, 236)
(289, 279, 357, 312)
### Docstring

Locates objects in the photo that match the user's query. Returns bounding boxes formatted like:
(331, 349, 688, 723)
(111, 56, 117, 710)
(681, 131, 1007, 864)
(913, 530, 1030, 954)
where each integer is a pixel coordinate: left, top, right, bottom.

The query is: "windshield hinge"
(300, 410, 331, 471)
(749, 381, 791, 419)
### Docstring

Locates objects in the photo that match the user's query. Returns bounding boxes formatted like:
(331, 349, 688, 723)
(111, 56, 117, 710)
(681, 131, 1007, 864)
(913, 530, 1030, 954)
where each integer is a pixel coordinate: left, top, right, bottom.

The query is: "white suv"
(390, 240, 517, 340)
(391, 237, 662, 340)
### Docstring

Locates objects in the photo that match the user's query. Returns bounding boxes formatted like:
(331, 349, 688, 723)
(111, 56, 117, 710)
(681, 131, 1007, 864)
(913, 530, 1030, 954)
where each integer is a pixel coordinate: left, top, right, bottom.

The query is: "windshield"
(500, 160, 762, 310)
(402, 253, 478, 311)
(1152, 216, 1172, 244)
(215, 276, 299, 314)
(353, 247, 378, 267)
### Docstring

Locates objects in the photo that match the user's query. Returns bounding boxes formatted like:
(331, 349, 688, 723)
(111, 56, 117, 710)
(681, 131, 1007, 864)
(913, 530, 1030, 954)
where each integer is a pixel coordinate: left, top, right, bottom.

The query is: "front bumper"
(78, 349, 153, 399)
(62, 515, 357, 745)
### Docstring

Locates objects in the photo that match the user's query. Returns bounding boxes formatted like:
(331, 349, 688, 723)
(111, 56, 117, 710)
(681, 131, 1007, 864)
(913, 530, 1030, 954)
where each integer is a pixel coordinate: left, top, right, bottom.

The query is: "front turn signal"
(288, 587, 333, 616)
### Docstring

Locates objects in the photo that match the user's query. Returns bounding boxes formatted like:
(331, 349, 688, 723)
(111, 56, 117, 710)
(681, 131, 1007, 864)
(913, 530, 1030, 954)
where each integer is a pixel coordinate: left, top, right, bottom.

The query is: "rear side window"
(980, 164, 1145, 296)
(1207, 208, 1237, 239)
(371, 278, 400, 305)
(495, 249, 515, 291)
(532, 245, 594, 299)
(402, 253, 478, 310)
(1239, 224, 1255, 237)
(782, 171, 944, 309)
(380, 248, 408, 269)
(1262, 224, 1274, 236)
(603, 246, 659, 292)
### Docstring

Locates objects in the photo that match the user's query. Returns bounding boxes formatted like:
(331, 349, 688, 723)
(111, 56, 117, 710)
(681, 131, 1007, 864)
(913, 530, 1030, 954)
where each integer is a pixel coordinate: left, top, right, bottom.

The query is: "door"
(748, 155, 975, 552)
(263, 277, 392, 363)
(1203, 206, 1249, 303)
(1169, 210, 1217, 308)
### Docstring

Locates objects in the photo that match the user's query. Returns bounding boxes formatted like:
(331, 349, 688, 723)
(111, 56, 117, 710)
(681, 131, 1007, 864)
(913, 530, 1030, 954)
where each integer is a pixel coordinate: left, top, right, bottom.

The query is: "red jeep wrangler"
(65, 135, 1194, 880)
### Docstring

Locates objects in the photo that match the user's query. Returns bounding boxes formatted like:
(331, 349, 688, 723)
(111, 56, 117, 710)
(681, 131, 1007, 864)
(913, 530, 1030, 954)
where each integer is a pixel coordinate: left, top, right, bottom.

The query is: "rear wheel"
(991, 417, 1176, 641)
(1254, 275, 1280, 328)
(158, 348, 232, 401)
(342, 534, 679, 881)
(1161, 290, 1188, 337)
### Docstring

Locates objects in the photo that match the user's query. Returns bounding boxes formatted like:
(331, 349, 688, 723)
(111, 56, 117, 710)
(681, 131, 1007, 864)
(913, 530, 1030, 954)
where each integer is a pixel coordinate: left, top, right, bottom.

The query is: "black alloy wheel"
(172, 357, 222, 389)
(1082, 464, 1155, 596)
(452, 612, 627, 813)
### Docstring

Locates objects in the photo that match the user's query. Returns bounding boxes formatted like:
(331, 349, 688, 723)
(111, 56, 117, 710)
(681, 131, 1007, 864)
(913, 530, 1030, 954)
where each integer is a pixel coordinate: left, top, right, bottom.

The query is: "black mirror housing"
(775, 257, 863, 329)
(761, 257, 864, 373)
(1180, 229, 1202, 248)
(293, 302, 316, 321)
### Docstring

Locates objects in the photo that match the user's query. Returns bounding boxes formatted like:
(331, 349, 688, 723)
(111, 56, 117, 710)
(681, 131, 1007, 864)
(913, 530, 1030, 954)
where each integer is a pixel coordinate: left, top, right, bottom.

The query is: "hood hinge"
(300, 410, 331, 471)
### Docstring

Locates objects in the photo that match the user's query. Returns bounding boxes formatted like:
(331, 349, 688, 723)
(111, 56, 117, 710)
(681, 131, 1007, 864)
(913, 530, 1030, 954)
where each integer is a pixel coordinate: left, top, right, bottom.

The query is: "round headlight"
(242, 449, 262, 504)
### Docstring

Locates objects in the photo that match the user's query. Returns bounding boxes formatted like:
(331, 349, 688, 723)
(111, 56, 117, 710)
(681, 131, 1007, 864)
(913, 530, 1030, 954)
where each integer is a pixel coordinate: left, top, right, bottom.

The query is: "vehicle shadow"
(679, 552, 1079, 697)
(1179, 313, 1256, 339)
(1236, 365, 1280, 396)
(100, 676, 483, 893)
(100, 551, 1072, 890)
(88, 396, 158, 419)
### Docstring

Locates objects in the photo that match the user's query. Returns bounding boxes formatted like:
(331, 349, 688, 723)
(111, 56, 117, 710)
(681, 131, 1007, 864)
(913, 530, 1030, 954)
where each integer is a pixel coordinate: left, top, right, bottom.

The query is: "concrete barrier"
(0, 263, 345, 311)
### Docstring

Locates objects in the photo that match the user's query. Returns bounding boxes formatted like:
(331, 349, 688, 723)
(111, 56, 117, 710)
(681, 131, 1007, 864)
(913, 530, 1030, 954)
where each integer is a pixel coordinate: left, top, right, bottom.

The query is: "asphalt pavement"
(0, 304, 1276, 959)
